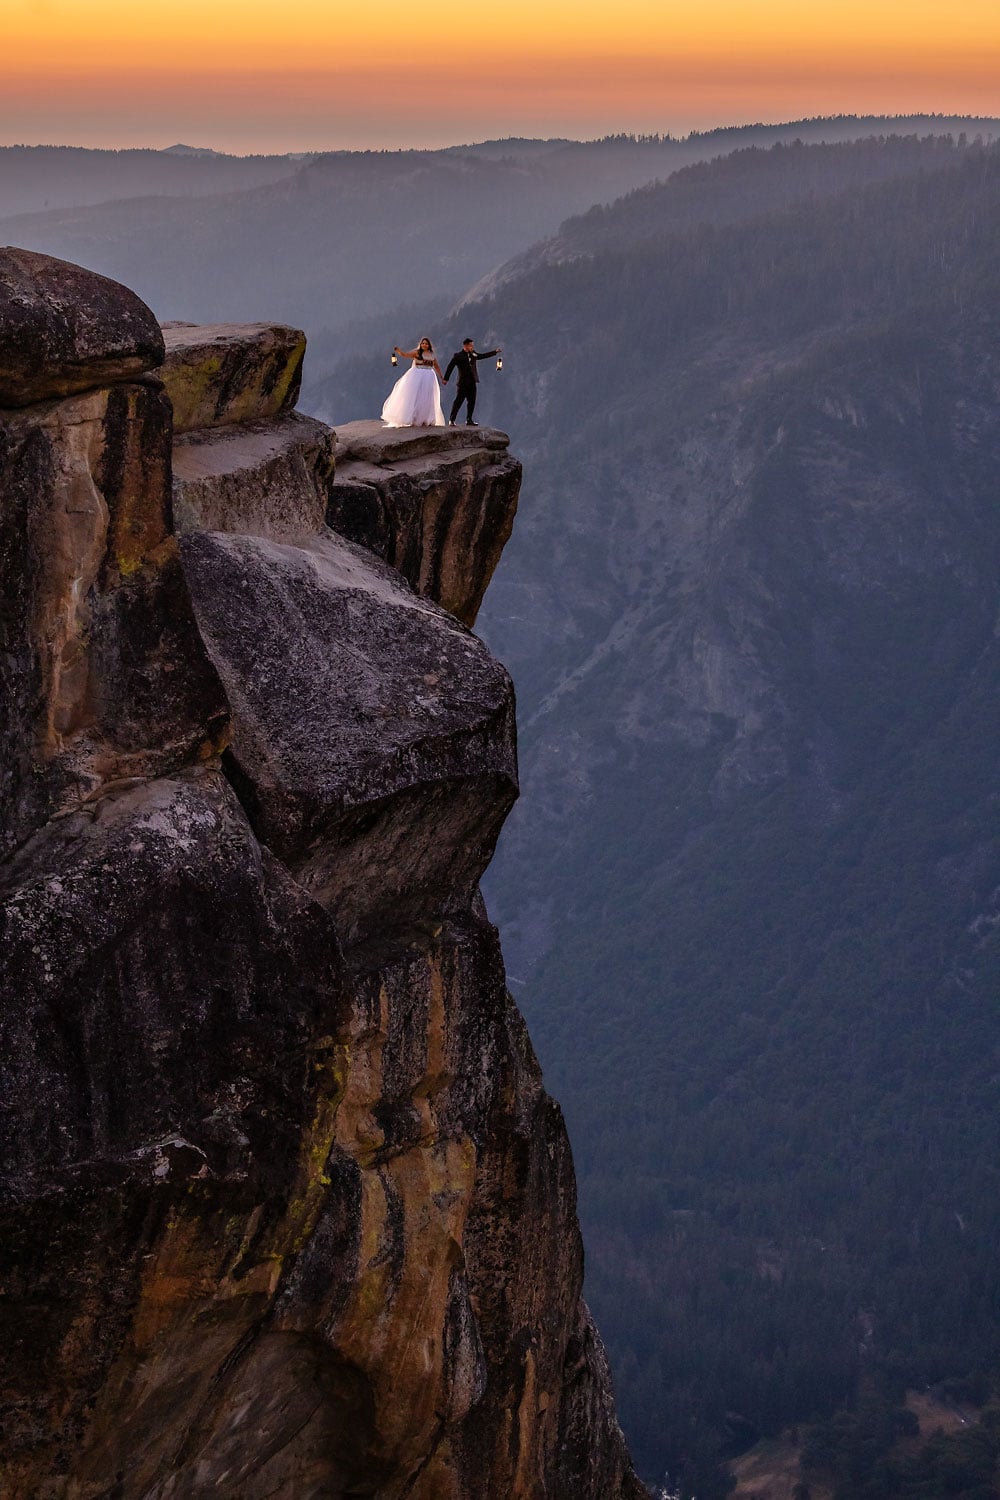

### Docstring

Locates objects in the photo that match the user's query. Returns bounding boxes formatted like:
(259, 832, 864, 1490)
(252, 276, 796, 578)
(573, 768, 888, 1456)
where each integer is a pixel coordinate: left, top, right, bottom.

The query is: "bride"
(381, 337, 446, 428)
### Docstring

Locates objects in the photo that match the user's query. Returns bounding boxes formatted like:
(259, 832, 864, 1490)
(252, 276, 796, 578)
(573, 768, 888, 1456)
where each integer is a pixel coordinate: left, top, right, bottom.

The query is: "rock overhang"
(329, 421, 522, 628)
(333, 419, 511, 465)
(180, 527, 518, 947)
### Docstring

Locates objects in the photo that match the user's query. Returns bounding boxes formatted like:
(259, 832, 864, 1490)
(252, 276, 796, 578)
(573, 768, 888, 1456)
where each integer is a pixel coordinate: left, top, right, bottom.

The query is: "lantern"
(391, 350, 398, 366)
(496, 354, 503, 371)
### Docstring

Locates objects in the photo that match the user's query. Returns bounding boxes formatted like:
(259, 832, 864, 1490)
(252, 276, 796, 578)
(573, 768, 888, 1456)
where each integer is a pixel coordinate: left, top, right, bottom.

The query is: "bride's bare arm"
(433, 359, 445, 381)
(395, 345, 420, 359)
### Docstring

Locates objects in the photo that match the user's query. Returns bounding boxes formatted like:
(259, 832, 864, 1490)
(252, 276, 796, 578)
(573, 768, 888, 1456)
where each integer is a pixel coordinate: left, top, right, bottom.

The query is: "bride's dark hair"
(418, 336, 434, 351)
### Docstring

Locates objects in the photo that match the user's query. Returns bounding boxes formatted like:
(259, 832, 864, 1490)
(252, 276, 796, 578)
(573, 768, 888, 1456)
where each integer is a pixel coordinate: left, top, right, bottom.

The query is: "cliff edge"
(0, 248, 645, 1500)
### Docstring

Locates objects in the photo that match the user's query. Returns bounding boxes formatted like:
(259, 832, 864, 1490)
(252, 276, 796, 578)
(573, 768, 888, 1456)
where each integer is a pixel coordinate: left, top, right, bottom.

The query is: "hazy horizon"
(3, 0, 998, 155)
(4, 109, 1000, 161)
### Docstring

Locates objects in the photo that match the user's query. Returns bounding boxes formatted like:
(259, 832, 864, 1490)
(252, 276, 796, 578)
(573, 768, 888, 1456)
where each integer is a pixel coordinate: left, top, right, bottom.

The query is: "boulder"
(179, 528, 517, 947)
(171, 411, 336, 541)
(0, 247, 164, 406)
(160, 321, 306, 432)
(330, 421, 521, 626)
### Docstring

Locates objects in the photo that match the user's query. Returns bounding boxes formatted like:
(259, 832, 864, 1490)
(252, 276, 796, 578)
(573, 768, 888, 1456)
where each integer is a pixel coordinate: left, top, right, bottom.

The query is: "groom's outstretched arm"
(472, 349, 498, 361)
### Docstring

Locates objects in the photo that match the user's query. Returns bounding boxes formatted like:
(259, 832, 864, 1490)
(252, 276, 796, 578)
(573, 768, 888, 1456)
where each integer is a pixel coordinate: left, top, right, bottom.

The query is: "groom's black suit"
(444, 347, 498, 424)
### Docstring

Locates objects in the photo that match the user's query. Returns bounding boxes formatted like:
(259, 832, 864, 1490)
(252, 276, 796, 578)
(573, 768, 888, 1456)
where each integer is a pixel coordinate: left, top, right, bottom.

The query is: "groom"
(443, 338, 501, 426)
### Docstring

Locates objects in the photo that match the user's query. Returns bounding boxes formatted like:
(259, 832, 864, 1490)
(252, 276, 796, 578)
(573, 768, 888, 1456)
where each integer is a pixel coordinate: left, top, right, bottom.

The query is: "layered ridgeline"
(0, 249, 644, 1500)
(0, 144, 307, 218)
(4, 119, 997, 362)
(306, 134, 1000, 1496)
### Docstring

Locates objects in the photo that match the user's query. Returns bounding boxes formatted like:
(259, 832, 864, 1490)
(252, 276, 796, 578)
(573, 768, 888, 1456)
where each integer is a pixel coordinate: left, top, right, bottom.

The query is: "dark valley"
(309, 129, 1000, 1498)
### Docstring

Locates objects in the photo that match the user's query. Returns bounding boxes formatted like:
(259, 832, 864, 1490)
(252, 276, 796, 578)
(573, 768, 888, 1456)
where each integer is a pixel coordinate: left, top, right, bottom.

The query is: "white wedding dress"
(382, 356, 445, 428)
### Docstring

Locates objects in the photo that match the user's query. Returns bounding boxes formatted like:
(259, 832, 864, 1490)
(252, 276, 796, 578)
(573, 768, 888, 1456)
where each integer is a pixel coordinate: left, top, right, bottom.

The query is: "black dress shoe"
(466, 419, 478, 426)
(448, 420, 456, 426)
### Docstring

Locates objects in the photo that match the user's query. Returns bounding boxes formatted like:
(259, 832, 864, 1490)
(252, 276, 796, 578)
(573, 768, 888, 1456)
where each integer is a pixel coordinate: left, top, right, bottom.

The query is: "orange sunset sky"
(2, 0, 1000, 152)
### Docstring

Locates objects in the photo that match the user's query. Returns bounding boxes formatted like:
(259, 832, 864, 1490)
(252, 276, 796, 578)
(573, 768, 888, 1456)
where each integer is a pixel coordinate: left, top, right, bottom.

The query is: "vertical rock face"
(0, 305, 225, 862)
(0, 255, 644, 1500)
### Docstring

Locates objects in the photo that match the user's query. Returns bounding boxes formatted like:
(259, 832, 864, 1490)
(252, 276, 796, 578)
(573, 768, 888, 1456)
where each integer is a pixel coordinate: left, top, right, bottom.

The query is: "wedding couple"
(381, 336, 501, 429)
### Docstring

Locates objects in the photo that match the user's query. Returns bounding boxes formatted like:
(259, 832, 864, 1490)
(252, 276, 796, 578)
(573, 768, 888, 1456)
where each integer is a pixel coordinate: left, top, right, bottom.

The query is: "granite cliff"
(0, 247, 644, 1500)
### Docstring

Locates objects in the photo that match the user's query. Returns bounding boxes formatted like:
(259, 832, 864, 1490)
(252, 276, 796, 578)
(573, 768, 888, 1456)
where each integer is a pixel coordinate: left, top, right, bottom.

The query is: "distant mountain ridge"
(4, 116, 997, 350)
(161, 143, 225, 157)
(0, 144, 303, 218)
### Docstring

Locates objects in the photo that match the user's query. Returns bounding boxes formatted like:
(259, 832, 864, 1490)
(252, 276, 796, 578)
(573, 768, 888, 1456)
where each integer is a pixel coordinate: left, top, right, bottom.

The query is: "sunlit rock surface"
(0, 255, 644, 1500)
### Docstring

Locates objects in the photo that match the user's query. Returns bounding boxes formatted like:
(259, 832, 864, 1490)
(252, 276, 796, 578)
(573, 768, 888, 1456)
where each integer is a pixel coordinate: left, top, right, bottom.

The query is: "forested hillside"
(5, 118, 995, 350)
(306, 135, 1000, 1497)
(458, 131, 988, 300)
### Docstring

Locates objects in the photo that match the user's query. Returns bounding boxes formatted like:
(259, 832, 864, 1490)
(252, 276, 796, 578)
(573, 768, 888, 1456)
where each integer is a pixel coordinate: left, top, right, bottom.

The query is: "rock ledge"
(329, 421, 521, 626)
(161, 321, 306, 432)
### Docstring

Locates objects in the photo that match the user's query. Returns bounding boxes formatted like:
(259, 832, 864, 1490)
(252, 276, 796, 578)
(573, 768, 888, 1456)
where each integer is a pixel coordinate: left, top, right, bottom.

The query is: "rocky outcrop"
(0, 246, 165, 405)
(330, 421, 521, 627)
(0, 256, 644, 1500)
(172, 411, 335, 540)
(161, 320, 305, 432)
(181, 527, 517, 947)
